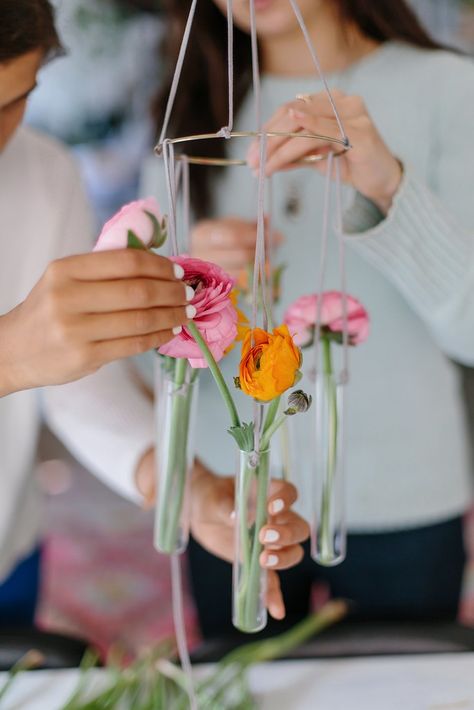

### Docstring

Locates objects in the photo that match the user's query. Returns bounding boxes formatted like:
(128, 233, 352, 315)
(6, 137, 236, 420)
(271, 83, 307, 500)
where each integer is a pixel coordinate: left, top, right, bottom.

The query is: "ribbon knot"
(217, 126, 232, 140)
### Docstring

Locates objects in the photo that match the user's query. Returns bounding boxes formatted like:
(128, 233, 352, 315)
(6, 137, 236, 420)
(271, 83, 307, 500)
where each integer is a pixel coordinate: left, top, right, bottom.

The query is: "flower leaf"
(127, 230, 147, 250)
(145, 210, 168, 248)
(228, 422, 255, 452)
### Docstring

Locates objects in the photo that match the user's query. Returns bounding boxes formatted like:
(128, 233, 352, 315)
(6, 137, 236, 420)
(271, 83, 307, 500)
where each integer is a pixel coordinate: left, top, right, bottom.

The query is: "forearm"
(42, 360, 155, 503)
(344, 165, 474, 363)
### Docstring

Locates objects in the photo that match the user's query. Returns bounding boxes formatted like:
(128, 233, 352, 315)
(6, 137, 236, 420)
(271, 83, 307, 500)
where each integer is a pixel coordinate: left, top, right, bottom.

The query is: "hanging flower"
(237, 325, 302, 402)
(93, 197, 167, 252)
(159, 256, 238, 368)
(283, 291, 369, 348)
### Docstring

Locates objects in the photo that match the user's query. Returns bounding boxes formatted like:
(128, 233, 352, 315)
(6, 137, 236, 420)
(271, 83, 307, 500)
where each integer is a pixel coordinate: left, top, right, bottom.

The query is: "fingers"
(267, 479, 298, 515)
(79, 305, 192, 342)
(66, 278, 192, 314)
(192, 219, 283, 249)
(264, 124, 338, 175)
(260, 543, 305, 571)
(267, 570, 285, 620)
(259, 510, 310, 548)
(91, 328, 181, 366)
(247, 106, 301, 167)
(56, 250, 182, 283)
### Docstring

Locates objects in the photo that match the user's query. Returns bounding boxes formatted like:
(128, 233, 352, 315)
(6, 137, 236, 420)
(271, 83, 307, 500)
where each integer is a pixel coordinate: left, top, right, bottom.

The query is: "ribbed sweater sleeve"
(343, 55, 474, 365)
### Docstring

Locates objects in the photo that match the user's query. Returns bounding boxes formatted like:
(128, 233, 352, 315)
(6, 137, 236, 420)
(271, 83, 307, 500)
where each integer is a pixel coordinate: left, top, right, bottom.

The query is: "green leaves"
(145, 210, 168, 249)
(127, 230, 147, 250)
(126, 213, 168, 251)
(228, 422, 255, 452)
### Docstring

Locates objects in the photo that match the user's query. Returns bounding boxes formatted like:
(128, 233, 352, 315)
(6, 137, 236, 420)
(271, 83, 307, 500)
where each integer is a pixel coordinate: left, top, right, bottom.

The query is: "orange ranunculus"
(239, 325, 302, 402)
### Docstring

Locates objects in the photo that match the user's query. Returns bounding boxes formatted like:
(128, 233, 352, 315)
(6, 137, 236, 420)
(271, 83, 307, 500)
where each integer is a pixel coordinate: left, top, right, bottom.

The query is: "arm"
(39, 165, 187, 501)
(248, 67, 474, 364)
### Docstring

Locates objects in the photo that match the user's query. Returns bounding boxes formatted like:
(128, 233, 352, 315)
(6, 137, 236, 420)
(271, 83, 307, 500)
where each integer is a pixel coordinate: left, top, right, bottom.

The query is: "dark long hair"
(154, 0, 443, 215)
(0, 0, 62, 63)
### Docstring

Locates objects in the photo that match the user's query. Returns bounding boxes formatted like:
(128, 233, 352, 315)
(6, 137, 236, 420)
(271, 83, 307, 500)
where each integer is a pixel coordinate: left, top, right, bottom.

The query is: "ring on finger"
(296, 93, 313, 104)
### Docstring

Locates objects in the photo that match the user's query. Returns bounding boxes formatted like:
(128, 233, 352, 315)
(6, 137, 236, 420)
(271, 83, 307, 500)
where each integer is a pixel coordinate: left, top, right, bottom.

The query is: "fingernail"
(270, 499, 284, 515)
(266, 554, 279, 567)
(186, 304, 197, 319)
(172, 326, 182, 336)
(173, 263, 185, 279)
(263, 529, 280, 543)
(185, 285, 195, 301)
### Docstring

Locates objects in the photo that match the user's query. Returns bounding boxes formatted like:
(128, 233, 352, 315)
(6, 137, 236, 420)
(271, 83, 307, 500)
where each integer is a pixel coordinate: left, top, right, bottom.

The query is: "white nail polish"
(270, 499, 284, 515)
(173, 263, 185, 279)
(185, 285, 195, 301)
(266, 554, 279, 567)
(186, 304, 197, 319)
(172, 326, 182, 336)
(263, 529, 280, 543)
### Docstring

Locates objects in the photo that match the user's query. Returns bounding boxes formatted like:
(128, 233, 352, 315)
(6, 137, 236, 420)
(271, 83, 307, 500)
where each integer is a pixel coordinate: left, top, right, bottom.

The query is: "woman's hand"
(189, 463, 309, 621)
(247, 89, 403, 214)
(191, 217, 283, 279)
(0, 250, 193, 396)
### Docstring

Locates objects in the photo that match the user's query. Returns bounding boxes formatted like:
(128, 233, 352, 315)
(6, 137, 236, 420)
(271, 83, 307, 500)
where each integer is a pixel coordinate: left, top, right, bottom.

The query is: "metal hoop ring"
(155, 129, 351, 167)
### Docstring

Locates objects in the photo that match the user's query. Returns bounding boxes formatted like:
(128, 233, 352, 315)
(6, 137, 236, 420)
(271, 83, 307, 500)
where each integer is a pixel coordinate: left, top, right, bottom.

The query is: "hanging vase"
(311, 338, 346, 566)
(154, 357, 199, 555)
(233, 448, 270, 633)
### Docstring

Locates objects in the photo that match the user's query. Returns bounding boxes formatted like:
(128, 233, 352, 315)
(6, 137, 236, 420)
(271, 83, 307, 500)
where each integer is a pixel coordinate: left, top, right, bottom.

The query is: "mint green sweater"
(142, 41, 474, 531)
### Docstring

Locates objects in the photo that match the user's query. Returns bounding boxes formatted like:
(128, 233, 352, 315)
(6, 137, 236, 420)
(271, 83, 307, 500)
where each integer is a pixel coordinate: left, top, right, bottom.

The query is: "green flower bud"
(284, 389, 312, 415)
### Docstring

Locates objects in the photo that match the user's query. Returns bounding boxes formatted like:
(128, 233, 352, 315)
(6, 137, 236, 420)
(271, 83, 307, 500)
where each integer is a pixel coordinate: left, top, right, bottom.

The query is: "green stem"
(260, 414, 286, 452)
(223, 600, 348, 669)
(155, 358, 193, 553)
(263, 395, 280, 435)
(235, 450, 270, 632)
(187, 321, 240, 429)
(319, 337, 339, 563)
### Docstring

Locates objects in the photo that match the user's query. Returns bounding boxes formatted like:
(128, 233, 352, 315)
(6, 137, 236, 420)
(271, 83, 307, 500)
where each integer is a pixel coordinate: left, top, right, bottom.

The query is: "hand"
(247, 89, 403, 214)
(191, 217, 283, 279)
(0, 250, 193, 396)
(190, 463, 309, 620)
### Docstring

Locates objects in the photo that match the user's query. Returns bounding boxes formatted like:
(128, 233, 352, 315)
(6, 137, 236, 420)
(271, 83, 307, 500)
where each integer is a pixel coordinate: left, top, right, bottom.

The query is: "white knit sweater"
(0, 127, 155, 581)
(141, 41, 474, 531)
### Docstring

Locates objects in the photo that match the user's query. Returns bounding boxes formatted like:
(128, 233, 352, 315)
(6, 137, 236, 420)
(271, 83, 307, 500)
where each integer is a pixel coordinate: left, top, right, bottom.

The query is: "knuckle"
(133, 333, 154, 354)
(347, 95, 365, 111)
(74, 344, 95, 371)
(122, 249, 143, 273)
(44, 259, 63, 285)
(128, 280, 153, 306)
(134, 309, 154, 333)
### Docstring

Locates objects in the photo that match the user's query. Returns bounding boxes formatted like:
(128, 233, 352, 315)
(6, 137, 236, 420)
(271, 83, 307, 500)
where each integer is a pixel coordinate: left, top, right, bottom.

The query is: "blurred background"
(27, 0, 474, 656)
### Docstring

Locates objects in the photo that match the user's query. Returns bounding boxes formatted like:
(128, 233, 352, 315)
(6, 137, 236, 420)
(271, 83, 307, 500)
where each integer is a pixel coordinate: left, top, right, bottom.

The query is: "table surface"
(1, 654, 474, 709)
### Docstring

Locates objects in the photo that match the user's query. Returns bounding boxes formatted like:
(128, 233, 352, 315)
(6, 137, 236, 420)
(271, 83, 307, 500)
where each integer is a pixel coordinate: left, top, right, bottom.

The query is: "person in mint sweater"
(146, 0, 474, 637)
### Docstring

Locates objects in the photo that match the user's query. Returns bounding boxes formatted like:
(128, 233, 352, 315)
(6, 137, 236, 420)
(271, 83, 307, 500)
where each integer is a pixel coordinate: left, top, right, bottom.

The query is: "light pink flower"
(93, 197, 164, 252)
(284, 291, 369, 347)
(159, 256, 238, 368)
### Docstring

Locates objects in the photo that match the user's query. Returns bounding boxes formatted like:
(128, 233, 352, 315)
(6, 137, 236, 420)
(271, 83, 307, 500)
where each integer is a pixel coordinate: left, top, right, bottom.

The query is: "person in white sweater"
(145, 0, 474, 637)
(0, 0, 305, 626)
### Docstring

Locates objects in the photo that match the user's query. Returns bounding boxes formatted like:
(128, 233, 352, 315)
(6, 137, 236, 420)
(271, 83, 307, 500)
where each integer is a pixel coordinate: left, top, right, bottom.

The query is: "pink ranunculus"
(159, 255, 238, 368)
(284, 291, 369, 347)
(93, 197, 163, 252)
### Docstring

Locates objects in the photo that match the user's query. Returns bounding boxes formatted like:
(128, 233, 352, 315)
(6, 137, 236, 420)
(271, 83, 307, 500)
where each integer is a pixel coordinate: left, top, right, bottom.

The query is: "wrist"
(0, 311, 22, 397)
(191, 458, 215, 487)
(369, 158, 403, 215)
